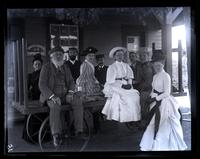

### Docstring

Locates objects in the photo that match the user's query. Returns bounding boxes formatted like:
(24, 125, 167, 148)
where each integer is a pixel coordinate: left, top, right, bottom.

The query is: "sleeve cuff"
(68, 90, 75, 93)
(49, 94, 55, 100)
(155, 96, 161, 101)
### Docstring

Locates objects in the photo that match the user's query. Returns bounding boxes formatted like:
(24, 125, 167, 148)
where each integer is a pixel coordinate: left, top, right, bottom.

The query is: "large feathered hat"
(81, 47, 98, 56)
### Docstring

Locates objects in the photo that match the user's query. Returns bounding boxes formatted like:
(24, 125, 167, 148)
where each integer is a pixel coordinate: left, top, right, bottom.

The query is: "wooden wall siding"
(146, 29, 162, 50)
(82, 24, 122, 65)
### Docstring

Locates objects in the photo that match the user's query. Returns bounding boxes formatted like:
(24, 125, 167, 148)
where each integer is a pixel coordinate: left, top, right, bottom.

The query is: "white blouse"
(151, 69, 171, 101)
(106, 61, 134, 84)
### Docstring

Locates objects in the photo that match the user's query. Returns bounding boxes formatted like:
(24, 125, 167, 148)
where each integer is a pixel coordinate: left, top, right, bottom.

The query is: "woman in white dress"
(102, 47, 141, 122)
(139, 53, 187, 151)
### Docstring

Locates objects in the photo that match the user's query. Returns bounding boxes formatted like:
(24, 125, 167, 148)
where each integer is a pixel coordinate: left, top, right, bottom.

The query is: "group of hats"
(82, 47, 105, 59)
(48, 45, 165, 62)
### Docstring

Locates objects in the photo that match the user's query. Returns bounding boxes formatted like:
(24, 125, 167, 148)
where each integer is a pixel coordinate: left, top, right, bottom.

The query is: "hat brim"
(81, 51, 97, 56)
(48, 47, 64, 55)
(109, 47, 127, 58)
(96, 54, 104, 59)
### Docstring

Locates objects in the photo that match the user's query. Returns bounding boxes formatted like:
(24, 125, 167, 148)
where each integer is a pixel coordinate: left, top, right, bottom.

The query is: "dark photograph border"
(2, 0, 199, 157)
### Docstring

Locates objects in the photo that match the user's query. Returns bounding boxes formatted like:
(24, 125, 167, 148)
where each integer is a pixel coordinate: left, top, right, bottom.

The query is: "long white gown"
(139, 70, 187, 151)
(102, 61, 141, 122)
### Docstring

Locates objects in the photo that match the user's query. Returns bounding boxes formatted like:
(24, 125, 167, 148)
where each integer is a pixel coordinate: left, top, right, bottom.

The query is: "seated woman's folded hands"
(121, 84, 132, 90)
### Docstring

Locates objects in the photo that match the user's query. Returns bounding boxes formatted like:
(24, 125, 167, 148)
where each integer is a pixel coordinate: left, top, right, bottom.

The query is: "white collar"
(131, 62, 136, 67)
(98, 65, 104, 68)
(156, 69, 165, 75)
(115, 61, 124, 64)
(69, 60, 77, 65)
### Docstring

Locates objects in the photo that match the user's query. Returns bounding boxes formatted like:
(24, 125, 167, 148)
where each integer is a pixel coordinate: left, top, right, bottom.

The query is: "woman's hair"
(32, 53, 43, 64)
(113, 49, 124, 57)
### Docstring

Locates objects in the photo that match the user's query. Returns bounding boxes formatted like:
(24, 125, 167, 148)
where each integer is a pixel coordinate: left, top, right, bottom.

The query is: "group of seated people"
(22, 44, 187, 151)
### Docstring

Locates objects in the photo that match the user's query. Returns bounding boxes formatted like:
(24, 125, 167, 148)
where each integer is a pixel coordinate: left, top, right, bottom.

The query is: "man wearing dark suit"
(39, 46, 84, 147)
(95, 54, 108, 89)
(137, 47, 155, 120)
(94, 54, 108, 134)
(65, 47, 82, 82)
(129, 51, 142, 91)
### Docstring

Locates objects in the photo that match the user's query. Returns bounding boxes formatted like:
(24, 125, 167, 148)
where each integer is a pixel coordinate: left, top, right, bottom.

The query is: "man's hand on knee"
(66, 92, 74, 103)
(51, 96, 61, 105)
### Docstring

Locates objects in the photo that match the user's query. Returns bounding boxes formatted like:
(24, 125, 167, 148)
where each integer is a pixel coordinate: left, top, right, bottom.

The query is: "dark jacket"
(65, 60, 82, 82)
(138, 61, 155, 92)
(39, 62, 75, 103)
(28, 70, 41, 100)
(130, 61, 141, 90)
(95, 65, 108, 86)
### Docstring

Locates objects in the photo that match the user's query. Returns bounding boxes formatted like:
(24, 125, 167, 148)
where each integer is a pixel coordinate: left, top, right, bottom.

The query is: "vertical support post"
(178, 40, 183, 93)
(152, 42, 155, 60)
(16, 40, 22, 104)
(162, 23, 172, 92)
(13, 41, 18, 103)
(162, 24, 172, 77)
(22, 38, 28, 108)
(152, 42, 155, 52)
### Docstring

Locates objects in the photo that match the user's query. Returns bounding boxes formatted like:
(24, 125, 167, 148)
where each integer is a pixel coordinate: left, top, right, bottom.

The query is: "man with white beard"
(39, 46, 84, 147)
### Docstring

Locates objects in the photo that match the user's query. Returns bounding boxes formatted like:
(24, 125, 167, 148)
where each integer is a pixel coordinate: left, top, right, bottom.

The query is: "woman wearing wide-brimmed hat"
(139, 52, 187, 151)
(102, 47, 141, 122)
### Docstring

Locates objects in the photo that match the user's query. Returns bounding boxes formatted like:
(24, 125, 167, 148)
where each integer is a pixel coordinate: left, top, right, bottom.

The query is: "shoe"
(53, 134, 61, 147)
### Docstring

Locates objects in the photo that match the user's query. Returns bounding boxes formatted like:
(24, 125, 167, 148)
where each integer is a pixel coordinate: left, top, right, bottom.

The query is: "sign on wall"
(27, 44, 46, 56)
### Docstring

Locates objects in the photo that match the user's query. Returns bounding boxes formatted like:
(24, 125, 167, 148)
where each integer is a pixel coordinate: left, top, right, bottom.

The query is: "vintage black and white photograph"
(4, 7, 195, 154)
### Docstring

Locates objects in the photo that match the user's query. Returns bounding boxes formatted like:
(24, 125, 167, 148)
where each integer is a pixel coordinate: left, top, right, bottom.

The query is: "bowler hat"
(67, 47, 78, 53)
(96, 54, 104, 59)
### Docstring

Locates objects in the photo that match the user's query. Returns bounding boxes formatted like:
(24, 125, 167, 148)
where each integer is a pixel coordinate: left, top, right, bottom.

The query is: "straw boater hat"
(109, 47, 127, 58)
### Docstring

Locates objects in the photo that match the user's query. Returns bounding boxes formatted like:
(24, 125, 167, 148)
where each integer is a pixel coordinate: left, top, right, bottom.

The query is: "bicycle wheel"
(26, 113, 48, 144)
(38, 116, 53, 151)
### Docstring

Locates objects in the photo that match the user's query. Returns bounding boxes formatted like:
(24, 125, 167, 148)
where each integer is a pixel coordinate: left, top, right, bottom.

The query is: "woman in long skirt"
(139, 52, 187, 151)
(102, 47, 141, 122)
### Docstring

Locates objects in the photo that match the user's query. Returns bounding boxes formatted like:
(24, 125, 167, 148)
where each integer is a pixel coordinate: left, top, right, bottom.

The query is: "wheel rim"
(26, 113, 46, 144)
(38, 116, 53, 151)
